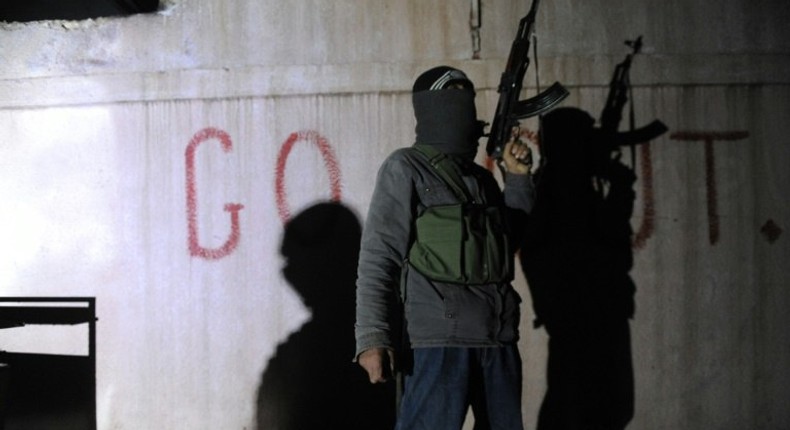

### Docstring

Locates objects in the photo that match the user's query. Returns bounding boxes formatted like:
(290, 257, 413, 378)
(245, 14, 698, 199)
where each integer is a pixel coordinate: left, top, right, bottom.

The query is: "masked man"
(355, 66, 535, 430)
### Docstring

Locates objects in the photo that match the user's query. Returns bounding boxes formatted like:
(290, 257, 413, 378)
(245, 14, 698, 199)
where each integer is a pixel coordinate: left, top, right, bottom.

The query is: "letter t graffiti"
(670, 131, 749, 245)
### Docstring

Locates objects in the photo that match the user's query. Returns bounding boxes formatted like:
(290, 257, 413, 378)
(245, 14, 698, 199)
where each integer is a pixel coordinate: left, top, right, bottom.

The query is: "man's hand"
(501, 126, 533, 175)
(358, 347, 395, 384)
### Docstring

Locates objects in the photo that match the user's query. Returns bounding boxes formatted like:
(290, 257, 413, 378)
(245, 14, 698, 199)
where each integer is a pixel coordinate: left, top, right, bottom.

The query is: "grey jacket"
(354, 146, 535, 357)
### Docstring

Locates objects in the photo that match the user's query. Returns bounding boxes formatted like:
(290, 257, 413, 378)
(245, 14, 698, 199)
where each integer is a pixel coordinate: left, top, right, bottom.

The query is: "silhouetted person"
(256, 202, 395, 430)
(521, 108, 635, 430)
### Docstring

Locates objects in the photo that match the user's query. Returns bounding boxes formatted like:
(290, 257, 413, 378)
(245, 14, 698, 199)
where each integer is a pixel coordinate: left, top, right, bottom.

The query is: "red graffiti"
(184, 128, 344, 260)
(275, 130, 343, 224)
(670, 131, 749, 245)
(185, 127, 245, 260)
(633, 142, 655, 249)
(760, 219, 783, 244)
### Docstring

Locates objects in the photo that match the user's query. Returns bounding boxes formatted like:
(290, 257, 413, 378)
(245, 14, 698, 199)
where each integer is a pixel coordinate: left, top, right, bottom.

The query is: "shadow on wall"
(520, 107, 639, 430)
(256, 202, 396, 430)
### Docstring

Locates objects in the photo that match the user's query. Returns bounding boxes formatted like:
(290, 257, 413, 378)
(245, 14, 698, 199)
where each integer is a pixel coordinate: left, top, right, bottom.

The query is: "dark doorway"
(0, 0, 159, 23)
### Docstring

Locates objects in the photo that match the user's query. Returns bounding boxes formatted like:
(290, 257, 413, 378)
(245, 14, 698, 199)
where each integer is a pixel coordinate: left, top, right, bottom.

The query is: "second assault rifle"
(486, 0, 568, 161)
(599, 36, 668, 149)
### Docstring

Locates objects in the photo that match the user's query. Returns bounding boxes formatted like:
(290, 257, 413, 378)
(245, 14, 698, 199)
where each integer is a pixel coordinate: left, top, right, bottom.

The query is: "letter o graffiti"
(275, 130, 343, 223)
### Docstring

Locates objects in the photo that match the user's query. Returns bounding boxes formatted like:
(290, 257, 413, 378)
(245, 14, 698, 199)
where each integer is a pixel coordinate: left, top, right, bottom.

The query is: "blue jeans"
(395, 345, 524, 430)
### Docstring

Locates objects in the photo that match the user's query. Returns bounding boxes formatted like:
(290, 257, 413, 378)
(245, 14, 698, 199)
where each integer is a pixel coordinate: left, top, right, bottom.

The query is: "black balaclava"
(412, 66, 482, 161)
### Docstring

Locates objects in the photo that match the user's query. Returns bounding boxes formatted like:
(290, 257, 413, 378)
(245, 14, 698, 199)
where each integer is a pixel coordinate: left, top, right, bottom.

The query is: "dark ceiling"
(0, 0, 159, 23)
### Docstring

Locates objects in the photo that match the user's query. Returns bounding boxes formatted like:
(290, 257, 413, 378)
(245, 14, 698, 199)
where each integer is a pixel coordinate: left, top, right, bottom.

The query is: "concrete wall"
(1, 1, 788, 429)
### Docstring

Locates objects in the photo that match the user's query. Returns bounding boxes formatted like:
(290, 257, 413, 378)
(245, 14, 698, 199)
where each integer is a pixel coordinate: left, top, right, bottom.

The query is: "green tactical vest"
(407, 144, 513, 285)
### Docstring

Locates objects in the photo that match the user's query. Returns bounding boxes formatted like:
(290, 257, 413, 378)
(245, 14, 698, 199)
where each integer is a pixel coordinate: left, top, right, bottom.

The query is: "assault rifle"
(486, 0, 568, 161)
(599, 36, 668, 149)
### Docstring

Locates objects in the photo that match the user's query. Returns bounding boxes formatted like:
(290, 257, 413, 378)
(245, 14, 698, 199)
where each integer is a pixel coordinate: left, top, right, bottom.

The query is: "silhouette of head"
(280, 202, 361, 310)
